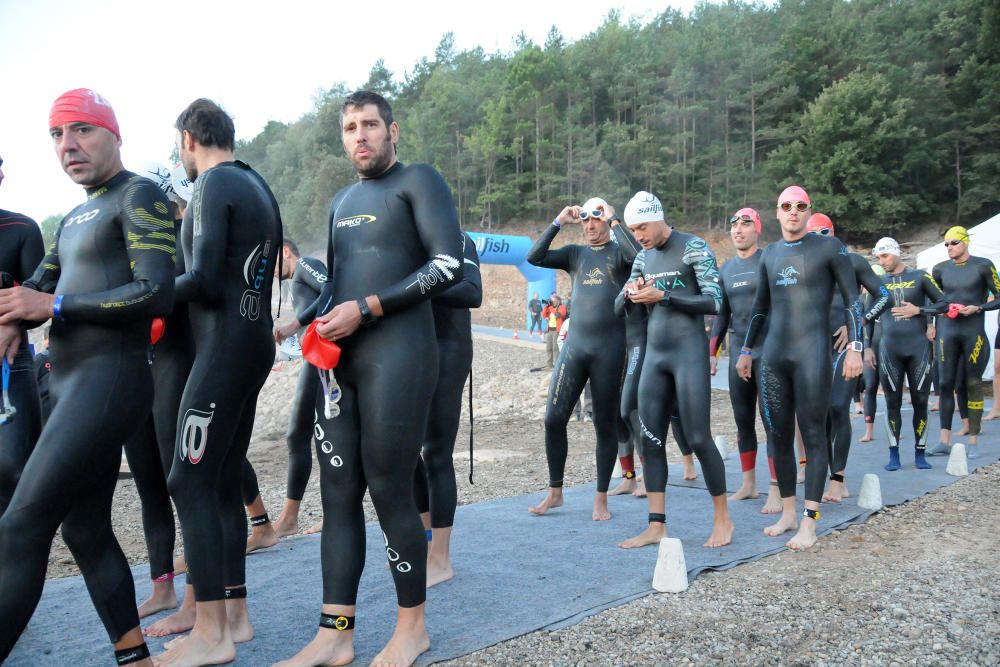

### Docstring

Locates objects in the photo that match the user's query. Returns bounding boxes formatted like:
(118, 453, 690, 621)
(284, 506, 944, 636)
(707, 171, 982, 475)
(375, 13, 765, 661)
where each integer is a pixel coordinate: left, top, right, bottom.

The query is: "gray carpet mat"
(8, 408, 998, 665)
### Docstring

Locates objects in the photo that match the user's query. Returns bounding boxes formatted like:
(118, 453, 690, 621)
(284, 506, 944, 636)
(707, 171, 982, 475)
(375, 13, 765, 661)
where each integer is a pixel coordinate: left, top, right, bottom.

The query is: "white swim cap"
(580, 197, 610, 214)
(170, 164, 194, 203)
(873, 237, 900, 257)
(136, 161, 174, 196)
(624, 191, 664, 226)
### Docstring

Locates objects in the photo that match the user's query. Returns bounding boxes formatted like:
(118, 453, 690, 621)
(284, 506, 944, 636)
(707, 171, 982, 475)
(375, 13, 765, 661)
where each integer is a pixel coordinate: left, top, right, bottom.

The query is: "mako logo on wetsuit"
(180, 402, 216, 464)
(335, 214, 377, 229)
(583, 267, 605, 285)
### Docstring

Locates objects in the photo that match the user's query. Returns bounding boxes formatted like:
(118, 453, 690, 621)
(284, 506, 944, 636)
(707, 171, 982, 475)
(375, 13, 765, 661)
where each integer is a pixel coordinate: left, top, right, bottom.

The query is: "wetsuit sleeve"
(432, 233, 483, 309)
(919, 272, 948, 316)
(60, 180, 176, 321)
(709, 286, 731, 358)
(19, 223, 45, 284)
(832, 246, 863, 345)
(615, 250, 646, 318)
(665, 237, 721, 315)
(854, 256, 889, 323)
(977, 260, 1000, 311)
(527, 223, 573, 271)
(291, 260, 328, 322)
(742, 258, 770, 350)
(175, 170, 229, 303)
(22, 231, 62, 294)
(610, 223, 640, 265)
(374, 164, 464, 315)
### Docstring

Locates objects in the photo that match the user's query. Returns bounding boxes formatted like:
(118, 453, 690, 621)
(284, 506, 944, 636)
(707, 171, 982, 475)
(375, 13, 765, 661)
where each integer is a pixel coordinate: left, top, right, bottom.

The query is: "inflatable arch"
(468, 232, 556, 329)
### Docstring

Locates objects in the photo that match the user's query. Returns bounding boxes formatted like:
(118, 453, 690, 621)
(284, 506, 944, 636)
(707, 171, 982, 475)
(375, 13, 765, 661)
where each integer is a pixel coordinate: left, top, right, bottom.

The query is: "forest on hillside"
(235, 0, 1000, 248)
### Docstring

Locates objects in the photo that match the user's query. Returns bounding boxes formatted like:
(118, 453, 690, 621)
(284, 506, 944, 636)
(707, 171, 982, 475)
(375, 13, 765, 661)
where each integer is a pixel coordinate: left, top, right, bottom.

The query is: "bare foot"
(607, 477, 636, 496)
(246, 525, 279, 554)
(822, 480, 845, 504)
(682, 460, 698, 481)
(226, 599, 254, 644)
(592, 494, 611, 521)
(144, 605, 196, 638)
(957, 420, 969, 436)
(985, 410, 1000, 421)
(172, 554, 187, 575)
(729, 482, 758, 502)
(619, 522, 665, 549)
(528, 488, 563, 516)
(138, 583, 178, 619)
(859, 433, 873, 443)
(930, 400, 939, 412)
(764, 512, 798, 537)
(371, 624, 430, 667)
(786, 520, 819, 551)
(704, 517, 734, 548)
(631, 478, 647, 498)
(271, 628, 355, 666)
(272, 513, 300, 539)
(761, 485, 782, 515)
(153, 629, 235, 667)
(426, 559, 454, 589)
(303, 520, 324, 535)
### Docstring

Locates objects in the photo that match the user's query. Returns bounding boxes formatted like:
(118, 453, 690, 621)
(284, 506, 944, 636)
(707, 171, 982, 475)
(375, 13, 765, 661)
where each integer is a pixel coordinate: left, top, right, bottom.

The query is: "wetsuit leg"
(758, 358, 796, 498)
(286, 362, 319, 501)
(587, 347, 626, 493)
(636, 357, 672, 494)
(672, 415, 693, 456)
(241, 458, 260, 506)
(413, 456, 429, 515)
(964, 331, 990, 436)
(670, 354, 726, 496)
(223, 404, 261, 588)
(419, 337, 471, 528)
(863, 359, 879, 425)
(0, 346, 42, 516)
(937, 329, 962, 430)
(957, 363, 969, 421)
(729, 352, 759, 471)
(543, 344, 590, 488)
(794, 350, 834, 503)
(878, 342, 906, 449)
(123, 413, 175, 580)
(828, 349, 859, 474)
(906, 343, 933, 448)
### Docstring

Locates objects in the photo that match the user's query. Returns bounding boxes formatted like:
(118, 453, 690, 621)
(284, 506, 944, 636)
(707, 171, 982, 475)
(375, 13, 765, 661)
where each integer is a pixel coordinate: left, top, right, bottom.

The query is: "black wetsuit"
(826, 253, 888, 476)
(0, 209, 44, 515)
(32, 348, 51, 423)
(743, 234, 862, 504)
(861, 297, 880, 427)
(122, 217, 194, 582)
(614, 227, 647, 473)
(527, 222, 638, 494)
(932, 255, 1000, 437)
(282, 255, 327, 502)
(709, 249, 772, 473)
(0, 171, 175, 658)
(309, 161, 463, 609)
(413, 233, 482, 528)
(618, 230, 725, 497)
(876, 268, 946, 452)
(166, 161, 280, 603)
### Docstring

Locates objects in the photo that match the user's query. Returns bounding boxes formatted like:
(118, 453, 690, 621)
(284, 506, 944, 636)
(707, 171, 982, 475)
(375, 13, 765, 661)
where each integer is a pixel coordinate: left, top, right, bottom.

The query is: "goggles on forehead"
(809, 227, 832, 236)
(578, 209, 604, 221)
(729, 213, 755, 225)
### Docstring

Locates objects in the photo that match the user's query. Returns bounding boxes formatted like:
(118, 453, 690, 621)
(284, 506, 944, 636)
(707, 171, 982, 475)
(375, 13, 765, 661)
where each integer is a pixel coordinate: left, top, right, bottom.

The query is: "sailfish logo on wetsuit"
(180, 403, 216, 464)
(776, 266, 800, 286)
(583, 267, 605, 286)
(240, 241, 272, 321)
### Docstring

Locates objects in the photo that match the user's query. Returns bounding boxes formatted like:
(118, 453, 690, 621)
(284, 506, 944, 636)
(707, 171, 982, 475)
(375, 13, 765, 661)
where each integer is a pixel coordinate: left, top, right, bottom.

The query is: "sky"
(0, 0, 697, 223)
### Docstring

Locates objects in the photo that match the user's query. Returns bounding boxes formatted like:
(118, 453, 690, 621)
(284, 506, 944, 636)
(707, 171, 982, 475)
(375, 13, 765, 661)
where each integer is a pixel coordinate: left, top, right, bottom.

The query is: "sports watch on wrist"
(849, 341, 863, 353)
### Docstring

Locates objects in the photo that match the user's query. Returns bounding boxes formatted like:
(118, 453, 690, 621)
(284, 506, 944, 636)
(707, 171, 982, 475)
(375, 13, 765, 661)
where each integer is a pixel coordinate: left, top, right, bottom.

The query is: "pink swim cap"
(731, 207, 762, 234)
(777, 185, 810, 206)
(49, 88, 120, 138)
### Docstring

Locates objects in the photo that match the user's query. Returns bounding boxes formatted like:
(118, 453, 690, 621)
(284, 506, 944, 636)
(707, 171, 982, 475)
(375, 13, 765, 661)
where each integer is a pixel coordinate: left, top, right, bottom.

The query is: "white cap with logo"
(170, 164, 195, 203)
(624, 191, 664, 226)
(136, 161, 174, 196)
(873, 237, 900, 257)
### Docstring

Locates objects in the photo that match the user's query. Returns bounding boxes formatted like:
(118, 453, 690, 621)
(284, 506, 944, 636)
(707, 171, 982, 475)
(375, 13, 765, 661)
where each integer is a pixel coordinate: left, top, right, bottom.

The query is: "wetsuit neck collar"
(359, 159, 402, 181)
(84, 169, 130, 198)
(654, 226, 676, 250)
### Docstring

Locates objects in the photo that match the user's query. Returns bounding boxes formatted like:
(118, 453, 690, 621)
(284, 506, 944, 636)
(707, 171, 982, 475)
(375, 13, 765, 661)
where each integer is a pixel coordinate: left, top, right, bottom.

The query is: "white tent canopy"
(915, 212, 1000, 380)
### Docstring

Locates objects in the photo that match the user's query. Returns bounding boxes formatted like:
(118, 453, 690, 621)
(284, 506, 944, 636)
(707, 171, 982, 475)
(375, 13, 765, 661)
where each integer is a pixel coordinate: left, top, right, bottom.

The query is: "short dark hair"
(175, 98, 235, 151)
(341, 90, 394, 128)
(283, 238, 300, 256)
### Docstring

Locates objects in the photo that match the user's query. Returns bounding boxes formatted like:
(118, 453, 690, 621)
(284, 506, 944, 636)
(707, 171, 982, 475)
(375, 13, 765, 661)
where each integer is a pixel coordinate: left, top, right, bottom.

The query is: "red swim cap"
(731, 207, 762, 234)
(150, 317, 166, 345)
(807, 213, 834, 233)
(301, 321, 342, 370)
(49, 88, 120, 138)
(778, 185, 810, 206)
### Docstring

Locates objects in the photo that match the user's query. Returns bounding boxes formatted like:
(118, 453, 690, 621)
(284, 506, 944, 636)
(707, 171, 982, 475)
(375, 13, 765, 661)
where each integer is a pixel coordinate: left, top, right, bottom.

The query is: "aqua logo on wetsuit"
(180, 403, 216, 464)
(240, 241, 271, 321)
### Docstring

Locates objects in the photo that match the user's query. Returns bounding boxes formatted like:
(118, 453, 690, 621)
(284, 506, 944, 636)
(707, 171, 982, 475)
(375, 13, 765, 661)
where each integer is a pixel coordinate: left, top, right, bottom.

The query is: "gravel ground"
(41, 334, 1000, 665)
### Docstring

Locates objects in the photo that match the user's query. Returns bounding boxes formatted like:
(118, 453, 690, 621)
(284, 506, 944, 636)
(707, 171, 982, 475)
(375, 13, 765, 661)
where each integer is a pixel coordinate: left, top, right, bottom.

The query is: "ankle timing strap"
(250, 513, 270, 526)
(320, 613, 355, 631)
(224, 585, 247, 600)
(648, 513, 666, 524)
(799, 458, 807, 467)
(115, 643, 150, 665)
(153, 571, 175, 583)
(624, 470, 636, 480)
(803, 508, 820, 521)
(829, 473, 844, 483)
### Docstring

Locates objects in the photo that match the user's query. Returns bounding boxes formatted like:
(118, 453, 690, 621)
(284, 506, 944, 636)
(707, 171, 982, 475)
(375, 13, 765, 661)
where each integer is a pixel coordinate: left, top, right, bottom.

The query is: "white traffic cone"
(512, 330, 519, 340)
(946, 443, 968, 476)
(857, 473, 883, 511)
(652, 537, 688, 593)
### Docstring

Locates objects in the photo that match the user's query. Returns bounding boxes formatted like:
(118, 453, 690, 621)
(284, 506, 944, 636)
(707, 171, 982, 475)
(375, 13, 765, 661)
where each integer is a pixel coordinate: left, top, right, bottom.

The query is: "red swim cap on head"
(807, 213, 834, 233)
(732, 207, 762, 234)
(49, 88, 120, 138)
(778, 185, 810, 206)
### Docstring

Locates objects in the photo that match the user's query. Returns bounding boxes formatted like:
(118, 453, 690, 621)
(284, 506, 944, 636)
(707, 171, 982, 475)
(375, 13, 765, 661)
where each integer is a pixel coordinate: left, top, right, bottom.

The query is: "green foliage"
(39, 214, 63, 248)
(236, 0, 1000, 246)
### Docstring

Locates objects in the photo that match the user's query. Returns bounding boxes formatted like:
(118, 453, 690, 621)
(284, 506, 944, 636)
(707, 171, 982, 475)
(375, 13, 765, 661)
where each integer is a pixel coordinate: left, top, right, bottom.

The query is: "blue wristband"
(739, 349, 752, 356)
(552, 218, 561, 228)
(52, 294, 64, 320)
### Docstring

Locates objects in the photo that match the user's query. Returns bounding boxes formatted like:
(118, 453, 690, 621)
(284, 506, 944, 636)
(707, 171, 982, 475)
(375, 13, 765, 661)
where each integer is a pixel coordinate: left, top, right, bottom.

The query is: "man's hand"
(958, 304, 981, 317)
(0, 324, 21, 364)
(926, 324, 936, 342)
(602, 203, 617, 223)
(864, 347, 876, 370)
(832, 325, 848, 353)
(843, 349, 863, 379)
(736, 352, 753, 381)
(556, 206, 581, 225)
(274, 319, 301, 344)
(709, 355, 718, 376)
(316, 301, 362, 341)
(891, 301, 920, 319)
(0, 287, 55, 325)
(628, 282, 665, 305)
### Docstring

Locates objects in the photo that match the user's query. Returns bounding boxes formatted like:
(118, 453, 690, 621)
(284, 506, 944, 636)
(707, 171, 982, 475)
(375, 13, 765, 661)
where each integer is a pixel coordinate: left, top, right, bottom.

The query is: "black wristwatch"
(357, 297, 378, 327)
(610, 215, 622, 225)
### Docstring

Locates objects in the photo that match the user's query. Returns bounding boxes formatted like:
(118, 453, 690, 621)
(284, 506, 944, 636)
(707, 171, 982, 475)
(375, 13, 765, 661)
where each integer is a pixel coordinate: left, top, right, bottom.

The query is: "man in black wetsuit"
(737, 186, 863, 551)
(925, 226, 1000, 458)
(709, 207, 780, 510)
(0, 154, 45, 517)
(157, 99, 281, 667)
(870, 237, 947, 470)
(525, 196, 638, 522)
(0, 88, 175, 666)
(414, 231, 482, 588)
(804, 213, 888, 503)
(615, 191, 733, 549)
(275, 91, 463, 667)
